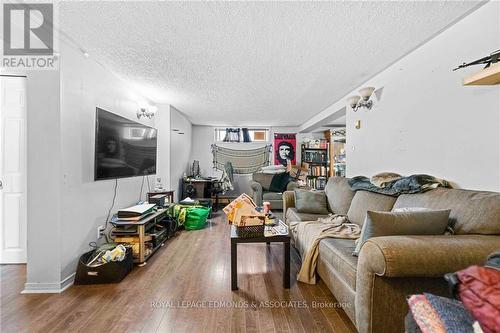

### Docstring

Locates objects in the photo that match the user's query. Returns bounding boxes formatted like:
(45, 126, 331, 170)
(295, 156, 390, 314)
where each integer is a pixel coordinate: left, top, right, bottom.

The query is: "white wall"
(17, 41, 176, 290)
(170, 106, 192, 201)
(58, 43, 163, 281)
(155, 103, 171, 191)
(190, 125, 324, 195)
(2, 66, 65, 292)
(302, 2, 500, 192)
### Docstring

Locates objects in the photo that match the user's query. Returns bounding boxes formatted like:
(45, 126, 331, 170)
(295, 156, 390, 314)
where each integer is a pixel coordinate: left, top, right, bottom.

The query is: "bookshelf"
(301, 142, 329, 190)
(331, 129, 346, 177)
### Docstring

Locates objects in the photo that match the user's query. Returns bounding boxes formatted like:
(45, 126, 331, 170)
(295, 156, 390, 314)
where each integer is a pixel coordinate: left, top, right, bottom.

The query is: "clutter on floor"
(169, 200, 212, 230)
(74, 243, 134, 285)
(406, 252, 500, 332)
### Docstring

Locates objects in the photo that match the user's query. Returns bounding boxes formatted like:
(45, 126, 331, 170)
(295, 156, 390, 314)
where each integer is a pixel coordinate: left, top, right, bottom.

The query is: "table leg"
(231, 241, 238, 290)
(138, 225, 145, 264)
(284, 240, 290, 288)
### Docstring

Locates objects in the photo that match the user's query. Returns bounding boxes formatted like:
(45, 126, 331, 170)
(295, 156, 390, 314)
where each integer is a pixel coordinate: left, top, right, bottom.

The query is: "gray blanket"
(348, 174, 450, 196)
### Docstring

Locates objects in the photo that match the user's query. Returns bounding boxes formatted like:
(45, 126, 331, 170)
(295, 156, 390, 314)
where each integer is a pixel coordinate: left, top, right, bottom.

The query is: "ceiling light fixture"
(347, 87, 375, 112)
(137, 104, 158, 119)
(80, 48, 89, 57)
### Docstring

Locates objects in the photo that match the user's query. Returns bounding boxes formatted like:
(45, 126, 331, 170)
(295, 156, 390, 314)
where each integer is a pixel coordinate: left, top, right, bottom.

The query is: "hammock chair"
(211, 144, 272, 174)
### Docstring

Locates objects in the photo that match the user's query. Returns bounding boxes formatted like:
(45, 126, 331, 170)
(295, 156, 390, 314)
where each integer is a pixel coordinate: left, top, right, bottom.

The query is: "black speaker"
(182, 182, 197, 198)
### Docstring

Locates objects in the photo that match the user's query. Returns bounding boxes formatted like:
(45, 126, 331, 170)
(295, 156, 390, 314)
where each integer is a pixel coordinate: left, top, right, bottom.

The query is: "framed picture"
(274, 133, 296, 166)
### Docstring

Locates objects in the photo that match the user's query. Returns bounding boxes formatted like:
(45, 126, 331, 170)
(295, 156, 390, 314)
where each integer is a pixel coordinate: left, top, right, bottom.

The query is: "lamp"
(137, 104, 158, 119)
(346, 87, 375, 112)
(346, 95, 361, 109)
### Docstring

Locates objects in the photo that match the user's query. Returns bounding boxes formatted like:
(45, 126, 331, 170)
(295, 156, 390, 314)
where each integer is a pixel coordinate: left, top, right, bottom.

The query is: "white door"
(0, 76, 27, 264)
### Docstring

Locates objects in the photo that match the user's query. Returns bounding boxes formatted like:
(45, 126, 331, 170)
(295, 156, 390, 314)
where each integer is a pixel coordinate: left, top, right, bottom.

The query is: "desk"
(111, 209, 169, 265)
(182, 178, 217, 199)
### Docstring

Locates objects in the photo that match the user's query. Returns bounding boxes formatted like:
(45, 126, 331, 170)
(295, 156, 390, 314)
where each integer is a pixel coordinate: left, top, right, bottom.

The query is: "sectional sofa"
(283, 177, 500, 333)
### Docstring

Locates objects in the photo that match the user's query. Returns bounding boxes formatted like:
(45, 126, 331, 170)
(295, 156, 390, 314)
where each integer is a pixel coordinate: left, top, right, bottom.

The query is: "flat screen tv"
(94, 108, 157, 181)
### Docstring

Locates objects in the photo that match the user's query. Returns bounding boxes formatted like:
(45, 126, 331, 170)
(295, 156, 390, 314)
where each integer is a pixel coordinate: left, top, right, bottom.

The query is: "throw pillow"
(269, 172, 290, 192)
(294, 189, 329, 214)
(352, 209, 451, 256)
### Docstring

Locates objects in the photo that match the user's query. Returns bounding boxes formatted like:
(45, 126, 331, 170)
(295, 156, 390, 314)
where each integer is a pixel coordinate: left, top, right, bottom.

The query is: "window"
(249, 129, 268, 142)
(214, 128, 269, 142)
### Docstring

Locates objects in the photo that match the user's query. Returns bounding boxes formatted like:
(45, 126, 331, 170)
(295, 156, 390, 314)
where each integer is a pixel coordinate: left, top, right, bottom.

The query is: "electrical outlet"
(97, 225, 106, 239)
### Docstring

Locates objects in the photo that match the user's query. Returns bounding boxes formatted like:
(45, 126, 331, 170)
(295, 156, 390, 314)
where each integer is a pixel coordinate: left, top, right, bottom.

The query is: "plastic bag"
(184, 206, 211, 230)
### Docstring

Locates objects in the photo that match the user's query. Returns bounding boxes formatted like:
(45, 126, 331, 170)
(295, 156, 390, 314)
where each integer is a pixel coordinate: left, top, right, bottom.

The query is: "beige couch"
(284, 177, 500, 333)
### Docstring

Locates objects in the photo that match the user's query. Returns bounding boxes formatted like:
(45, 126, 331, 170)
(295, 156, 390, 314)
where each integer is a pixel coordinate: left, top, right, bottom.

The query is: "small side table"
(230, 224, 290, 290)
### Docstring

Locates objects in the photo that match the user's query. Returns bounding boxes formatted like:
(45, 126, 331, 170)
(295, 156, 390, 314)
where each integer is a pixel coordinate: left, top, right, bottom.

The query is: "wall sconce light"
(347, 87, 375, 112)
(137, 105, 158, 119)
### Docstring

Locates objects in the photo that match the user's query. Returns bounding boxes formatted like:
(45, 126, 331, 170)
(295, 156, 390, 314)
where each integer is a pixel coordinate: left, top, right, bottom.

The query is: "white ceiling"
(59, 1, 482, 126)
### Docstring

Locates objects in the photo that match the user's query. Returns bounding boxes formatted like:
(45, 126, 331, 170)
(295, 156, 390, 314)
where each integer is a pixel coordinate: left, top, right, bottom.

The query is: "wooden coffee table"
(230, 224, 290, 290)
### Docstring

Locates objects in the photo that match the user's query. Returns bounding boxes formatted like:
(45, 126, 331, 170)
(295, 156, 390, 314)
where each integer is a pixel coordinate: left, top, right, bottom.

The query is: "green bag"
(184, 206, 211, 230)
(169, 204, 199, 226)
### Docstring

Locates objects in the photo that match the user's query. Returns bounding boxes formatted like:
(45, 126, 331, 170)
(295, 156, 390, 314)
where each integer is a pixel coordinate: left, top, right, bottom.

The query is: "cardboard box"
(223, 193, 257, 223)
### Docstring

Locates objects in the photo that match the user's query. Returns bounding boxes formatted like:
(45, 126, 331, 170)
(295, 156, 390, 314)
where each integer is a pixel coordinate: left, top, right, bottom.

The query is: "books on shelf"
(306, 177, 327, 190)
(308, 165, 327, 177)
(303, 150, 327, 163)
(303, 139, 328, 149)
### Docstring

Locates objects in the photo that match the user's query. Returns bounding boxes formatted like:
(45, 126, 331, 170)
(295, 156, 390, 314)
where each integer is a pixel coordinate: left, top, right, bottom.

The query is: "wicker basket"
(235, 224, 265, 238)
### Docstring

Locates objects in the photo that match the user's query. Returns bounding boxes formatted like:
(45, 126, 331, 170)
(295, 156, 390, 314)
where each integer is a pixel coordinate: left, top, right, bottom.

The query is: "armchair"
(249, 172, 298, 209)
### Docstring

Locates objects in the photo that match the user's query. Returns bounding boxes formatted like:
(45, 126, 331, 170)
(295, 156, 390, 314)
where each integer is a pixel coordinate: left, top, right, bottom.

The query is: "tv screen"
(94, 108, 157, 181)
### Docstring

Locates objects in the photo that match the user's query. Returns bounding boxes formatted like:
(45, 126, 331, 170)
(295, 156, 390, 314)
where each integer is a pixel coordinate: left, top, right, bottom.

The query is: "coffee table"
(230, 223, 291, 290)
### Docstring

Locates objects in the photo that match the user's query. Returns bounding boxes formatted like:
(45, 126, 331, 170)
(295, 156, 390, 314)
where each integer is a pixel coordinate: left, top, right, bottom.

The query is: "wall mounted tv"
(94, 108, 157, 181)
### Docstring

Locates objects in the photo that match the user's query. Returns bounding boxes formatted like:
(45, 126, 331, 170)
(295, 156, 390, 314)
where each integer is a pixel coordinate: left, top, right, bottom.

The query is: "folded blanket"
(349, 174, 450, 196)
(407, 293, 475, 333)
(294, 215, 361, 284)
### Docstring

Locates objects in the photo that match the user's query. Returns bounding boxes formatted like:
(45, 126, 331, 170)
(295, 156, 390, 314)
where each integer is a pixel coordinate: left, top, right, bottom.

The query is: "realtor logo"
(2, 3, 57, 70)
(3, 3, 53, 55)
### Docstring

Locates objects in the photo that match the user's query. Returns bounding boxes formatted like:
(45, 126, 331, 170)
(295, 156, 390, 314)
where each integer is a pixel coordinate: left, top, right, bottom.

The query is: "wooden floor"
(0, 212, 356, 333)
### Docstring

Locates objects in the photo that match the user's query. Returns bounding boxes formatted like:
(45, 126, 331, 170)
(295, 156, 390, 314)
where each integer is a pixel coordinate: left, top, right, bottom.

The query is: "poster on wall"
(274, 133, 296, 166)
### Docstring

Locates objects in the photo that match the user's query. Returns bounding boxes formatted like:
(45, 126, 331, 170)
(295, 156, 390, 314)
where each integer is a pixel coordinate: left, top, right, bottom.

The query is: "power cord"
(105, 178, 119, 230)
(88, 178, 118, 249)
(139, 175, 145, 202)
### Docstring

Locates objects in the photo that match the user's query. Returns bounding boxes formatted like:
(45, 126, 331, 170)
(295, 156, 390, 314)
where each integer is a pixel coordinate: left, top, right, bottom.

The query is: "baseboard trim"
(21, 273, 75, 294)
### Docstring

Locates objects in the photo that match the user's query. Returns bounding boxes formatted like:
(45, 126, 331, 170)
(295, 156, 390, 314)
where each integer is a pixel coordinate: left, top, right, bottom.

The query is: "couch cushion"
(252, 173, 273, 191)
(347, 191, 397, 226)
(393, 188, 500, 235)
(324, 177, 356, 214)
(262, 191, 283, 201)
(352, 209, 451, 256)
(286, 207, 328, 223)
(294, 189, 329, 214)
(319, 238, 358, 290)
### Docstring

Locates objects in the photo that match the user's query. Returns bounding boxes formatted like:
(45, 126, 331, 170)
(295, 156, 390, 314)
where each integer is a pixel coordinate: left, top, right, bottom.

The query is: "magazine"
(264, 220, 289, 237)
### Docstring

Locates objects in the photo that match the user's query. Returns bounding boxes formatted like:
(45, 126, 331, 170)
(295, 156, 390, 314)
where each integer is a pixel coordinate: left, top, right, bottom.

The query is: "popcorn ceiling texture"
(59, 1, 481, 126)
